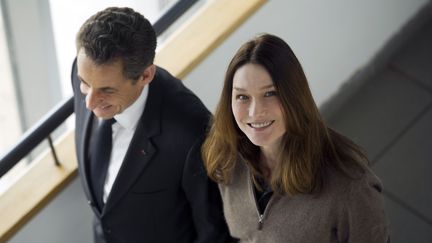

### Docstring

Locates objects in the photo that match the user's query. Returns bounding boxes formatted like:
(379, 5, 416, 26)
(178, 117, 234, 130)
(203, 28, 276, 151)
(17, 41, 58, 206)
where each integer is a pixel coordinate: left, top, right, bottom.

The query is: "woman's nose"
(248, 99, 266, 117)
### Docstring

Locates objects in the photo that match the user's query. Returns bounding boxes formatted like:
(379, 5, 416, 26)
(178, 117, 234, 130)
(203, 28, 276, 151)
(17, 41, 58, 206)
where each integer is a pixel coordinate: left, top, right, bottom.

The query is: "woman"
(202, 34, 389, 242)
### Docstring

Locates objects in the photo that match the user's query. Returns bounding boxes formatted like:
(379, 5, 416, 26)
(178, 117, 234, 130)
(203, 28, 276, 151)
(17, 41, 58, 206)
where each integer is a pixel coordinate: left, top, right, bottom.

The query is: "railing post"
(47, 136, 61, 166)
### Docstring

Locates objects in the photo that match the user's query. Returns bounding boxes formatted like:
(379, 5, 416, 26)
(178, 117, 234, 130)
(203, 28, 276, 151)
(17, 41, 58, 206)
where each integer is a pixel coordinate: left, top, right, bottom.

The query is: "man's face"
(77, 49, 150, 119)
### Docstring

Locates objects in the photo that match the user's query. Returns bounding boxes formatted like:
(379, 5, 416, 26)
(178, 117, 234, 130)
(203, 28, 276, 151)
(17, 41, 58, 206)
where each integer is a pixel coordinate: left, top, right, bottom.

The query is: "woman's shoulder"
(323, 165, 383, 200)
(323, 166, 389, 241)
(219, 157, 249, 189)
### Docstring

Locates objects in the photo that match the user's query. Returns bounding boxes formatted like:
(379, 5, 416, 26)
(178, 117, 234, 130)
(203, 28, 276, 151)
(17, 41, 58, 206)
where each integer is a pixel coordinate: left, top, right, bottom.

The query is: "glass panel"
(0, 3, 27, 194)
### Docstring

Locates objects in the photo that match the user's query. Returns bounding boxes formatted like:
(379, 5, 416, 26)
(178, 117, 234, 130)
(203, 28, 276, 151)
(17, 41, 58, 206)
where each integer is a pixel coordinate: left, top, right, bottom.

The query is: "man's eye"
(80, 82, 90, 94)
(264, 91, 277, 97)
(102, 90, 115, 94)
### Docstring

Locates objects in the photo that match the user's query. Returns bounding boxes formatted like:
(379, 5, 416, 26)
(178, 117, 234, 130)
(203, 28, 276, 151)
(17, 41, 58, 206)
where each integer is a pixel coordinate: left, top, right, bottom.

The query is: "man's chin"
(92, 110, 114, 120)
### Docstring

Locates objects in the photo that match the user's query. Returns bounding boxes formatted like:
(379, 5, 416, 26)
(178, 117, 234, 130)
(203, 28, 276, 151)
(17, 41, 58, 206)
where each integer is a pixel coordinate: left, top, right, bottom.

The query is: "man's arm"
(182, 137, 236, 243)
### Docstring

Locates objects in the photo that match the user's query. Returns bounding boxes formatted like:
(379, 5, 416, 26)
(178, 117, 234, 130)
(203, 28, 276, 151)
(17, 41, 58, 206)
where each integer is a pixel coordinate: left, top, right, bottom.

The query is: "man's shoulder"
(152, 66, 209, 117)
(153, 66, 181, 87)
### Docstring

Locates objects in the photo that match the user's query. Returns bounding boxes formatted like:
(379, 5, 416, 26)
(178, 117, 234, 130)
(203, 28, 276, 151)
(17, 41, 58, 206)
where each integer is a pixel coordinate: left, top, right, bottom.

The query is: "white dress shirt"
(101, 85, 149, 203)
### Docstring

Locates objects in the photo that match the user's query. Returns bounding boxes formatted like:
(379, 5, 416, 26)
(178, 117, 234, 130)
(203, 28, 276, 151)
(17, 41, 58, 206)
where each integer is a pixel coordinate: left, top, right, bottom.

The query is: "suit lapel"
(103, 130, 157, 214)
(77, 109, 103, 216)
(103, 76, 163, 214)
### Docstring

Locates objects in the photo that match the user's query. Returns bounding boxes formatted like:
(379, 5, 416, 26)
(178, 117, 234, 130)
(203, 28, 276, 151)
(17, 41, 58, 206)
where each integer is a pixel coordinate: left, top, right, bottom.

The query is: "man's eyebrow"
(77, 75, 87, 84)
(78, 76, 117, 92)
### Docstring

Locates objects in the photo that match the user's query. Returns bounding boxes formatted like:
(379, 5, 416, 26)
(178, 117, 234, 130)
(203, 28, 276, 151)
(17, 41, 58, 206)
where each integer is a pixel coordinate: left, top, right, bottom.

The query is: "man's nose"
(85, 89, 99, 110)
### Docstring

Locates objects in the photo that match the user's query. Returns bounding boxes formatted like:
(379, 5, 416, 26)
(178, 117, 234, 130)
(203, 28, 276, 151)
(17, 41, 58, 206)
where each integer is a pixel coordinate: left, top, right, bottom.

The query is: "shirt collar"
(113, 85, 149, 130)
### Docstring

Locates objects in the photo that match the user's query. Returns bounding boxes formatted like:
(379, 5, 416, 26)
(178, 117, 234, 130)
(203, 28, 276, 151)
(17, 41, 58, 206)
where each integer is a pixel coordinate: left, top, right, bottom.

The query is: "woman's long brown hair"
(202, 34, 367, 196)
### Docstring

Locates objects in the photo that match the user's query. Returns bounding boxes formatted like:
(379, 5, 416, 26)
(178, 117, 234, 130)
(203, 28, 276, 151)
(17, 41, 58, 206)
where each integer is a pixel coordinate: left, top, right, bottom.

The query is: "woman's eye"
(264, 91, 277, 97)
(236, 95, 249, 101)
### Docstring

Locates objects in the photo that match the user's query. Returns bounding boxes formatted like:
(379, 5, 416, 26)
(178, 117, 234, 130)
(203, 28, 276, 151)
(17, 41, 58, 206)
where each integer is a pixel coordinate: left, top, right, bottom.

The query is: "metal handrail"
(0, 97, 73, 177)
(0, 0, 198, 178)
(153, 0, 197, 36)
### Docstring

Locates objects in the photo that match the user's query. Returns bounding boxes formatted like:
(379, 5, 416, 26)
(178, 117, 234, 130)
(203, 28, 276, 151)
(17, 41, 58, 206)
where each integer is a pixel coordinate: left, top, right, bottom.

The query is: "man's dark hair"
(76, 7, 157, 80)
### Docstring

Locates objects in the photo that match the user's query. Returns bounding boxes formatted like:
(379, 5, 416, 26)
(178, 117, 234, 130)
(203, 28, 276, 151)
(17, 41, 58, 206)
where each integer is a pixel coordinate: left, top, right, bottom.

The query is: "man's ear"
(138, 64, 156, 86)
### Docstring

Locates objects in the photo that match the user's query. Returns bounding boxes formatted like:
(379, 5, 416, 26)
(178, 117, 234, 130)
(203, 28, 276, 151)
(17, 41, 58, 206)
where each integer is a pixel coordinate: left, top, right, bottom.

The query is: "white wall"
(183, 0, 429, 112)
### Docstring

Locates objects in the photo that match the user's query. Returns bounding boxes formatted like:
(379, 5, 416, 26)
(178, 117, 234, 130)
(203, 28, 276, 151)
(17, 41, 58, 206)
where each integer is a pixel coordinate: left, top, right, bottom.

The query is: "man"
(71, 7, 231, 243)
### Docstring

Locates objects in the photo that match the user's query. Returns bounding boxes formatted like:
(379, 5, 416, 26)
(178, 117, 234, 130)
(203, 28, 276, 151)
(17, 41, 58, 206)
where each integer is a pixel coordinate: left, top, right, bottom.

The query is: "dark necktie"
(90, 118, 115, 210)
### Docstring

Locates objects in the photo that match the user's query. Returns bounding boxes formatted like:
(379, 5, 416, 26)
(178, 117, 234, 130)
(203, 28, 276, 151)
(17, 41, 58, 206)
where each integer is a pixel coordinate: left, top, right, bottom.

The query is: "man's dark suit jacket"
(71, 59, 231, 243)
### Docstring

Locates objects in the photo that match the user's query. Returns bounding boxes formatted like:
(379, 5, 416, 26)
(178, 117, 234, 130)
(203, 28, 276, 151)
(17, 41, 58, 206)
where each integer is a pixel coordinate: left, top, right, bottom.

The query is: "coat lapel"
(77, 109, 103, 216)
(103, 78, 163, 214)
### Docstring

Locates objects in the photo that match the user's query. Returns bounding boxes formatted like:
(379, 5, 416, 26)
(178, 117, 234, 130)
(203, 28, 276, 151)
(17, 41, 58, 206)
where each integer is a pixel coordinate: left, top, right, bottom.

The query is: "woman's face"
(231, 63, 286, 152)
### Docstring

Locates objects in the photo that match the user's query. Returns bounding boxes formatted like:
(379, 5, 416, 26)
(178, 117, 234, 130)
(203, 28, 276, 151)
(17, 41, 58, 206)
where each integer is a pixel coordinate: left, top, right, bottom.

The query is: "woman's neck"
(259, 147, 279, 181)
